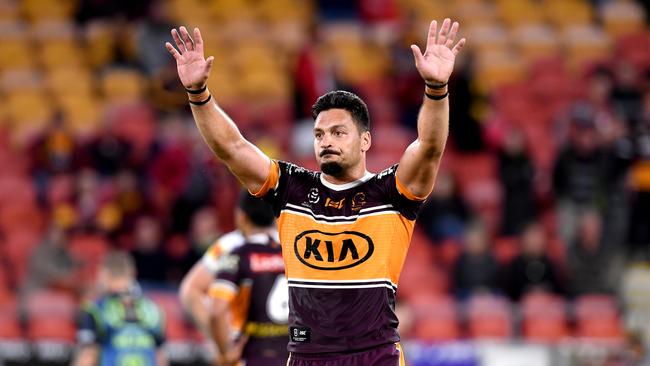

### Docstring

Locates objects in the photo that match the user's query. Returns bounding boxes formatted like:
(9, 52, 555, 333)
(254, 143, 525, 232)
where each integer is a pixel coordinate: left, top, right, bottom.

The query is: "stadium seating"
(466, 294, 513, 339)
(574, 295, 625, 341)
(521, 292, 569, 342)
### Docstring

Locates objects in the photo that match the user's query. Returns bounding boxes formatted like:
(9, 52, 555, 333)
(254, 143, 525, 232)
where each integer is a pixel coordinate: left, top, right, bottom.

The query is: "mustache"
(320, 149, 340, 157)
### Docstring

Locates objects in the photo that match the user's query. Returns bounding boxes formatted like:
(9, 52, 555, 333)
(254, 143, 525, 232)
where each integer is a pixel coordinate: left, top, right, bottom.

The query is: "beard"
(320, 161, 344, 177)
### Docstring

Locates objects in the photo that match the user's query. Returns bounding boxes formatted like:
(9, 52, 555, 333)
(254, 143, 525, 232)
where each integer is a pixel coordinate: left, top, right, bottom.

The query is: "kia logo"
(293, 230, 374, 270)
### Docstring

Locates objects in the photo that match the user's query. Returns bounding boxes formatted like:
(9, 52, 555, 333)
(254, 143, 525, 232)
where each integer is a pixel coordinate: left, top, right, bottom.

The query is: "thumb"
(410, 45, 425, 66)
(205, 56, 215, 73)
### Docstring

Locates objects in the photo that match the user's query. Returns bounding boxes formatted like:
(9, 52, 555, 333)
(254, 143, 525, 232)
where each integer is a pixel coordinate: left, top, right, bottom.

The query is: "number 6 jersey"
(208, 233, 289, 359)
(253, 160, 425, 354)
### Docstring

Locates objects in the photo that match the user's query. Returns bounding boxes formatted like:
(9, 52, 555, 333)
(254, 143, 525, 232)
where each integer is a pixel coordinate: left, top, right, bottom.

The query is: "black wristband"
(425, 81, 448, 89)
(425, 91, 449, 100)
(185, 85, 207, 94)
(189, 94, 212, 105)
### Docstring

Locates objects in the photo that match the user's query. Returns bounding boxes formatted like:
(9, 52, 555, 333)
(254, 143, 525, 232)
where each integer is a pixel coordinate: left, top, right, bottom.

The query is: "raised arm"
(166, 26, 270, 193)
(396, 19, 465, 198)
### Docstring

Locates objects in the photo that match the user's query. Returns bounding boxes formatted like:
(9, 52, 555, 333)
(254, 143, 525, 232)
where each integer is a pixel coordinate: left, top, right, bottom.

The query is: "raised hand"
(165, 26, 214, 90)
(410, 19, 466, 85)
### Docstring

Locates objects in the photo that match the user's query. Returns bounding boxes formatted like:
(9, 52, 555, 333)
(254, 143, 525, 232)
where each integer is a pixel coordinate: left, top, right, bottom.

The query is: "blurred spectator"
(23, 225, 80, 295)
(293, 23, 337, 120)
(189, 207, 221, 256)
(418, 171, 470, 243)
(553, 106, 608, 244)
(498, 128, 537, 236)
(612, 61, 643, 124)
(452, 221, 499, 299)
(136, 0, 175, 76)
(504, 222, 563, 301)
(130, 216, 167, 285)
(628, 89, 650, 258)
(83, 126, 133, 176)
(567, 210, 619, 297)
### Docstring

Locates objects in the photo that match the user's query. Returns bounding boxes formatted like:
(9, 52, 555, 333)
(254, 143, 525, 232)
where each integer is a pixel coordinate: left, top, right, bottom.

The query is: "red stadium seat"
(521, 292, 569, 343)
(69, 234, 109, 286)
(493, 237, 519, 265)
(467, 294, 513, 339)
(147, 291, 194, 341)
(25, 289, 77, 342)
(411, 294, 460, 342)
(574, 295, 624, 342)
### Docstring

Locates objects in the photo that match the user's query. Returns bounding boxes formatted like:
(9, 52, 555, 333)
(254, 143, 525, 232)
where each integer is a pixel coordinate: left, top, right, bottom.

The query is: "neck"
(321, 162, 368, 185)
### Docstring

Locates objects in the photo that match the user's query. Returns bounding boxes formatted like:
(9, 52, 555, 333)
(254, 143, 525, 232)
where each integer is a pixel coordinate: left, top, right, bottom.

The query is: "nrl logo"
(307, 188, 320, 204)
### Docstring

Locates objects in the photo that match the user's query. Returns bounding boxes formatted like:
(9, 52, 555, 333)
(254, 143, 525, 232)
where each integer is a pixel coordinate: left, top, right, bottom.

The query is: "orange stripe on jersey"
(395, 174, 428, 201)
(396, 342, 407, 366)
(277, 210, 416, 285)
(251, 160, 280, 197)
(230, 284, 251, 333)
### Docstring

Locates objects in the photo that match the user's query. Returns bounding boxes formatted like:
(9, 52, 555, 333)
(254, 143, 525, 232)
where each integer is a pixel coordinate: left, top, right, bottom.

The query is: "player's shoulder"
(277, 160, 318, 180)
(372, 164, 399, 182)
(207, 230, 246, 257)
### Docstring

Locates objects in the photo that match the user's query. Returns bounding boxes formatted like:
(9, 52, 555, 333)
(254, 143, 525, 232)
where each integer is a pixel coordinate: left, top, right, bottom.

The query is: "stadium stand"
(0, 0, 647, 364)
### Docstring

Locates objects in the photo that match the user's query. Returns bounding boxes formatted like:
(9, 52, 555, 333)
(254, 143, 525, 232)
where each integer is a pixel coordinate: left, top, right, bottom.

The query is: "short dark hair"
(102, 250, 136, 277)
(311, 90, 370, 132)
(238, 191, 275, 227)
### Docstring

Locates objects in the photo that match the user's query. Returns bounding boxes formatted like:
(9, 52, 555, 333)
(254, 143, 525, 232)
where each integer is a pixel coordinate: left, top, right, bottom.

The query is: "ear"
(361, 131, 371, 153)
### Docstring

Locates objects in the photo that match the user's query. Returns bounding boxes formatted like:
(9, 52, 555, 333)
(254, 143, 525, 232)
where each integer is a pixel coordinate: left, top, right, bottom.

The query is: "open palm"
(165, 26, 214, 90)
(411, 19, 466, 84)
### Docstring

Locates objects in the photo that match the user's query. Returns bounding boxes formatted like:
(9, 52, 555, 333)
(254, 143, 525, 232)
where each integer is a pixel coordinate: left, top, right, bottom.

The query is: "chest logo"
(293, 230, 374, 270)
(308, 188, 320, 204)
(351, 192, 366, 211)
(325, 197, 345, 209)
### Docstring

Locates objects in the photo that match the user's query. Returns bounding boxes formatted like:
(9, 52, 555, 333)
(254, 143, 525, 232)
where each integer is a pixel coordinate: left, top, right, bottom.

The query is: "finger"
(452, 38, 466, 56)
(410, 44, 425, 66)
(438, 18, 451, 45)
(425, 20, 437, 54)
(205, 55, 215, 73)
(171, 29, 186, 53)
(445, 21, 459, 48)
(165, 42, 182, 60)
(193, 27, 204, 53)
(179, 26, 195, 51)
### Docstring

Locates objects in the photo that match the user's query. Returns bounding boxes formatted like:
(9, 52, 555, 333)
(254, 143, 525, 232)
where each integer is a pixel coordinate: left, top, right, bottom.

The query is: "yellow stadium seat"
(455, 0, 498, 28)
(601, 0, 647, 38)
(46, 68, 95, 100)
(464, 24, 512, 53)
(21, 0, 76, 23)
(5, 90, 54, 144)
(38, 41, 87, 70)
(512, 24, 561, 62)
(544, 0, 594, 29)
(495, 0, 545, 28)
(562, 25, 612, 70)
(100, 69, 147, 103)
(474, 50, 526, 94)
(258, 0, 313, 24)
(58, 95, 102, 137)
(169, 0, 214, 25)
(0, 38, 36, 70)
(209, 0, 257, 23)
(84, 21, 115, 69)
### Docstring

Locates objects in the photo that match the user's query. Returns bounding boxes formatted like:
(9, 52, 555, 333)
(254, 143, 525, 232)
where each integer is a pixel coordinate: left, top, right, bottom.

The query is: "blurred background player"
(180, 191, 287, 366)
(73, 251, 168, 366)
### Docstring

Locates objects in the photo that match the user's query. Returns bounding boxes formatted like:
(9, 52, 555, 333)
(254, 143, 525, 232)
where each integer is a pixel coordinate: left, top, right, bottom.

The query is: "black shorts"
(286, 343, 405, 366)
(244, 355, 288, 366)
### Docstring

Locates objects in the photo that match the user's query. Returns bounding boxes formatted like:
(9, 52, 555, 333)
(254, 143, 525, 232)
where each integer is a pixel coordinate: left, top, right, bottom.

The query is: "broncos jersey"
(252, 160, 425, 354)
(208, 233, 289, 360)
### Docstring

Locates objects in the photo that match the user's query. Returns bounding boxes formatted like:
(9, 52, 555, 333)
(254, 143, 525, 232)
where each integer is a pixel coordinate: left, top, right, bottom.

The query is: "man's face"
(313, 109, 370, 177)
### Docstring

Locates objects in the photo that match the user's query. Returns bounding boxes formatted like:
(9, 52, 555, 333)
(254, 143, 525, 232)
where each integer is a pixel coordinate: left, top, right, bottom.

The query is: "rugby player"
(166, 18, 465, 365)
(180, 192, 287, 365)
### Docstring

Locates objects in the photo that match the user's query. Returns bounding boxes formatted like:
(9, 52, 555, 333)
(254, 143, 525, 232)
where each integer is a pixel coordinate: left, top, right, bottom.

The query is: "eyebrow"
(313, 124, 348, 133)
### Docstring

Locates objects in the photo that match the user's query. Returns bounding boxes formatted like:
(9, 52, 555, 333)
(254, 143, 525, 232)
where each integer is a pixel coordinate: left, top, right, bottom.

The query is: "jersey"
(253, 160, 425, 354)
(208, 233, 289, 360)
(77, 291, 165, 366)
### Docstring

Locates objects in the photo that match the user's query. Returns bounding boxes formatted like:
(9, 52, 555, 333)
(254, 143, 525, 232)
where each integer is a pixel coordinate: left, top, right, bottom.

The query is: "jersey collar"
(319, 171, 375, 191)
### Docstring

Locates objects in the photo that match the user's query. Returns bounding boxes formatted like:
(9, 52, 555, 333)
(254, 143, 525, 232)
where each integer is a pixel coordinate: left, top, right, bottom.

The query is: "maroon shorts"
(286, 343, 405, 366)
(244, 355, 288, 366)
